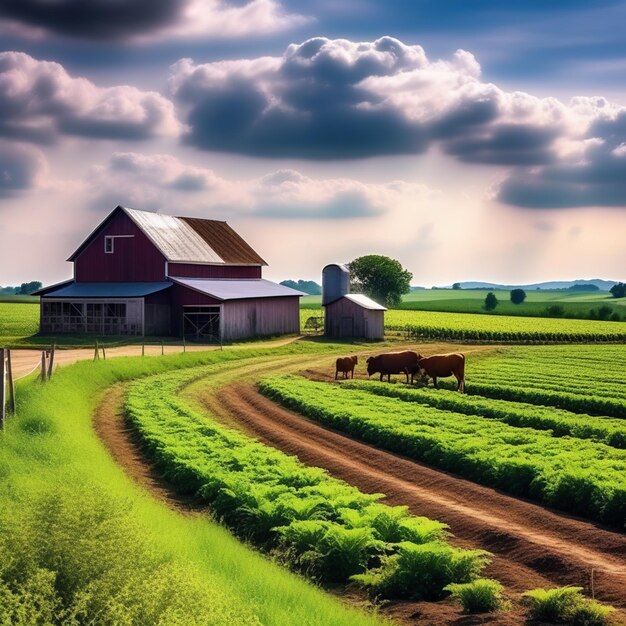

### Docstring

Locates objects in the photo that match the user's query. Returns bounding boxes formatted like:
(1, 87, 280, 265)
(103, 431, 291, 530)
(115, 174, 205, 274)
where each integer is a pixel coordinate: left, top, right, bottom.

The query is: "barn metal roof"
(343, 294, 387, 310)
(67, 206, 267, 266)
(172, 278, 306, 301)
(41, 282, 172, 298)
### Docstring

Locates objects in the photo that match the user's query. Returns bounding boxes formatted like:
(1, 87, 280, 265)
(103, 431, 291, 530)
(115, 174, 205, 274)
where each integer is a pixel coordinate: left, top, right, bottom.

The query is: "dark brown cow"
(335, 355, 358, 379)
(408, 353, 465, 392)
(366, 351, 421, 382)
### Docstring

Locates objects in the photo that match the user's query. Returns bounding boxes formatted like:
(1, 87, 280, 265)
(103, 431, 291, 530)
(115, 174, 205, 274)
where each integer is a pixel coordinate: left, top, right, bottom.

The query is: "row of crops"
(259, 376, 626, 527)
(385, 310, 626, 343)
(124, 367, 490, 600)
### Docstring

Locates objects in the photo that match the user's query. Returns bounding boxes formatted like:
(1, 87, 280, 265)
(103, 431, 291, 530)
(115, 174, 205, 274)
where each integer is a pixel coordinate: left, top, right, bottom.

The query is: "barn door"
(183, 306, 221, 342)
(340, 316, 354, 338)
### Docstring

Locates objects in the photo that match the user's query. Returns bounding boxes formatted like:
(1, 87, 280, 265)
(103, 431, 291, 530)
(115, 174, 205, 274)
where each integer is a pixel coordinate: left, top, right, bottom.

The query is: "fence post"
(0, 349, 5, 430)
(7, 349, 15, 414)
(142, 342, 145, 357)
(161, 340, 164, 356)
(94, 340, 99, 361)
(183, 336, 186, 353)
(102, 344, 106, 360)
(47, 344, 55, 379)
(41, 351, 46, 382)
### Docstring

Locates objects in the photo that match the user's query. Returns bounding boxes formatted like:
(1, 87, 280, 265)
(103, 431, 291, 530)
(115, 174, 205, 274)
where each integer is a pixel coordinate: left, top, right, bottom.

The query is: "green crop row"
(124, 368, 489, 600)
(260, 376, 626, 528)
(342, 381, 626, 448)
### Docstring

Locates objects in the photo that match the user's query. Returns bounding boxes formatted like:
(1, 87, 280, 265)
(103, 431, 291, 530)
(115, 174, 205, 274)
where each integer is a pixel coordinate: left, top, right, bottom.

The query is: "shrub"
(547, 304, 565, 317)
(522, 586, 615, 625)
(484, 292, 498, 311)
(444, 578, 505, 613)
(510, 289, 527, 305)
(351, 541, 489, 600)
(598, 305, 613, 321)
(610, 282, 626, 298)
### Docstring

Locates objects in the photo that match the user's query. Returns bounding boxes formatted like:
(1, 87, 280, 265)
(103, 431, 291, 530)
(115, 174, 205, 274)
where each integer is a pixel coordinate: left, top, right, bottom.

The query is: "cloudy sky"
(1, 0, 625, 287)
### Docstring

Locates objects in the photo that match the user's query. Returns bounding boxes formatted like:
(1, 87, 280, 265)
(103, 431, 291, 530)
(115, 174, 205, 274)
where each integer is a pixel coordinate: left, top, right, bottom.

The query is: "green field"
(0, 343, 393, 626)
(260, 345, 626, 528)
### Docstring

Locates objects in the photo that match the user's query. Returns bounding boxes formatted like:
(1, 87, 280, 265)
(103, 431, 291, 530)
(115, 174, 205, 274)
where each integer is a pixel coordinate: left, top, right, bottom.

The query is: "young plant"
(444, 578, 506, 613)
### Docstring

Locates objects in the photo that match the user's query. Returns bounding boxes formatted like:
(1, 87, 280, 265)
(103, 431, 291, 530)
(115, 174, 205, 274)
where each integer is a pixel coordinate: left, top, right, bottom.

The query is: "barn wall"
(167, 263, 262, 279)
(324, 298, 385, 339)
(222, 297, 300, 341)
(75, 210, 167, 282)
(144, 290, 171, 336)
(168, 283, 221, 336)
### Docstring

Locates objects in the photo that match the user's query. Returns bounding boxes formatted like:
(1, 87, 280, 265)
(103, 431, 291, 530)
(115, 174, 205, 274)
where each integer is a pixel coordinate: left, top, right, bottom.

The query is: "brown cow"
(335, 355, 358, 379)
(366, 351, 421, 383)
(408, 353, 465, 392)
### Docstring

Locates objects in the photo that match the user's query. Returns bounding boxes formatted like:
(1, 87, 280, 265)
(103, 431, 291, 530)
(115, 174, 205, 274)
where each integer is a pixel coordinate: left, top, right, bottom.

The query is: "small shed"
(324, 294, 386, 339)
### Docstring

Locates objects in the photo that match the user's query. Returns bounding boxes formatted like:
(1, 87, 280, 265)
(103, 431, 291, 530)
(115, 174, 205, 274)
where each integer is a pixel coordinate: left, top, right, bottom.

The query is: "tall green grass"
(0, 344, 387, 626)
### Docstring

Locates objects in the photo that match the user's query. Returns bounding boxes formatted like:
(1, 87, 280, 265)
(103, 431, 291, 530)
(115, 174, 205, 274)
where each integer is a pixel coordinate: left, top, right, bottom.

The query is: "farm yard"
(1, 331, 624, 625)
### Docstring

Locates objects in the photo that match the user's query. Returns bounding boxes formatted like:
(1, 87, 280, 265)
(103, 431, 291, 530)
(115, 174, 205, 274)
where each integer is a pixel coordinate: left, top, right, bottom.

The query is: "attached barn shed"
(36, 205, 304, 341)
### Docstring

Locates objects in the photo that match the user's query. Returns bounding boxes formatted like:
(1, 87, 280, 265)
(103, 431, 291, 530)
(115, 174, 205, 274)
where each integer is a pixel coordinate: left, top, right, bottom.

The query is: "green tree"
(510, 288, 527, 304)
(347, 255, 412, 307)
(610, 282, 626, 298)
(17, 281, 42, 295)
(484, 292, 498, 311)
(452, 282, 461, 290)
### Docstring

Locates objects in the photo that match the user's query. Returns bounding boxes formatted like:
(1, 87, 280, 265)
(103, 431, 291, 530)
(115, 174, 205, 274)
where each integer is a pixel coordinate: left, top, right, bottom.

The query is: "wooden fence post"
(41, 351, 46, 382)
(102, 344, 106, 360)
(0, 349, 5, 430)
(183, 336, 186, 353)
(94, 340, 99, 361)
(142, 342, 145, 357)
(47, 344, 55, 379)
(161, 340, 164, 356)
(7, 349, 15, 414)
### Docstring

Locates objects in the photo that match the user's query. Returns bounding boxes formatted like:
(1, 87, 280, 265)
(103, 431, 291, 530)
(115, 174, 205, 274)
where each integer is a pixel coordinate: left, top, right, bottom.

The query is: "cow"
(366, 351, 421, 383)
(335, 355, 358, 379)
(408, 353, 465, 392)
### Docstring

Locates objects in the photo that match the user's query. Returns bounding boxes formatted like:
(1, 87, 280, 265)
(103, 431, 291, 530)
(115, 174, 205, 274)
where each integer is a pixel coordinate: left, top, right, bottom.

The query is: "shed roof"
(40, 282, 172, 298)
(343, 294, 387, 310)
(172, 278, 305, 301)
(68, 206, 267, 266)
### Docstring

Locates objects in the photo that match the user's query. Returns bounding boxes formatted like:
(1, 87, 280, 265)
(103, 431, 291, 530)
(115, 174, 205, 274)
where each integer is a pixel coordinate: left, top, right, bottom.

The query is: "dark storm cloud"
(170, 38, 568, 163)
(0, 141, 45, 197)
(0, 52, 178, 143)
(0, 0, 185, 40)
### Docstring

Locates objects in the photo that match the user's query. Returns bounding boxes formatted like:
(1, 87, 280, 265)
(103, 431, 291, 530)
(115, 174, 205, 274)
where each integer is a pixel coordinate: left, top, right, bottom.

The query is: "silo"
(322, 263, 350, 306)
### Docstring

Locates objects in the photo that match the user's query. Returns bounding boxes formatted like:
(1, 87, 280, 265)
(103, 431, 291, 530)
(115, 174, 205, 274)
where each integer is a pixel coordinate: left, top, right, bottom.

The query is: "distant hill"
(444, 279, 619, 291)
(280, 280, 322, 295)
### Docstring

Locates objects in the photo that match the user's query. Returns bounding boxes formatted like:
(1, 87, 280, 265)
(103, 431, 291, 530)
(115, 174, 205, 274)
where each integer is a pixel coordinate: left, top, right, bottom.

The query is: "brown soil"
(194, 381, 626, 617)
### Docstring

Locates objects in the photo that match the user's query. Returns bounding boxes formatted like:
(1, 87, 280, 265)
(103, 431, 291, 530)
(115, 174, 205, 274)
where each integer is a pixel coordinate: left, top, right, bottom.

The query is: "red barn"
(36, 206, 304, 341)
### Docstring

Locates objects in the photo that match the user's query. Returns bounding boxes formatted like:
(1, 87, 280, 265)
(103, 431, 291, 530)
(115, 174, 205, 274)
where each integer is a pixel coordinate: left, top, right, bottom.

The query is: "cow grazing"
(366, 351, 421, 383)
(335, 355, 358, 379)
(409, 353, 465, 392)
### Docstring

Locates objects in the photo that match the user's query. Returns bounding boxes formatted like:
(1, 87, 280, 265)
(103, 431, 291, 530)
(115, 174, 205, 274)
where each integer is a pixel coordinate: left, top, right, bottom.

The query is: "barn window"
(104, 236, 114, 253)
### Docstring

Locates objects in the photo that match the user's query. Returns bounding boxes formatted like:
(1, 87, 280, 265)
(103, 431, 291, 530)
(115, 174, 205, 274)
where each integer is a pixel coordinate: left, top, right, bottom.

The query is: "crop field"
(260, 345, 626, 528)
(125, 365, 489, 600)
(0, 300, 39, 343)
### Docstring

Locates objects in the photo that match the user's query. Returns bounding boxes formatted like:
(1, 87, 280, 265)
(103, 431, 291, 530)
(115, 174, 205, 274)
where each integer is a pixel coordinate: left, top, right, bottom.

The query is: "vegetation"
(610, 283, 626, 299)
(343, 381, 626, 448)
(484, 292, 498, 311)
(0, 346, 393, 626)
(347, 255, 412, 307)
(124, 364, 489, 599)
(522, 587, 615, 625)
(0, 281, 42, 296)
(385, 310, 626, 343)
(444, 579, 506, 614)
(260, 374, 626, 527)
(280, 280, 321, 295)
(510, 288, 526, 304)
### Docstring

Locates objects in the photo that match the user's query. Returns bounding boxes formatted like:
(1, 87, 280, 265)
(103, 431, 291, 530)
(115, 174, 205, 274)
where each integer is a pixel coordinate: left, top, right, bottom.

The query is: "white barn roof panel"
(343, 293, 387, 310)
(172, 278, 306, 301)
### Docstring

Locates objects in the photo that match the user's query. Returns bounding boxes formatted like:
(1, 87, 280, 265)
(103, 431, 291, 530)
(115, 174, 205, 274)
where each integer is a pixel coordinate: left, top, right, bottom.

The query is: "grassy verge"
(0, 343, 389, 625)
(259, 376, 626, 527)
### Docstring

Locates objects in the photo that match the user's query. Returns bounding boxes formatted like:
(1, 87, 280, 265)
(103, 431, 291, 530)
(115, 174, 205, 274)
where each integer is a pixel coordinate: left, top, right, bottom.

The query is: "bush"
(510, 289, 527, 304)
(484, 292, 498, 311)
(598, 305, 613, 321)
(522, 587, 615, 625)
(444, 578, 505, 613)
(610, 282, 625, 298)
(547, 304, 565, 317)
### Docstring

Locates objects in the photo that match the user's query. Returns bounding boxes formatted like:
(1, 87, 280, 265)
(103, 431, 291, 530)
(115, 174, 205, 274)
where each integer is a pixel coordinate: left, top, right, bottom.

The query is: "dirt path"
(11, 334, 303, 380)
(193, 380, 626, 612)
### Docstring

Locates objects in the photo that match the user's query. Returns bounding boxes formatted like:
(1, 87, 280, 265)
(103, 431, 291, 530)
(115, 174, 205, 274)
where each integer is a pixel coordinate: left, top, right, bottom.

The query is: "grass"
(123, 363, 488, 599)
(444, 578, 506, 613)
(260, 367, 626, 526)
(522, 587, 616, 625)
(0, 343, 391, 626)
